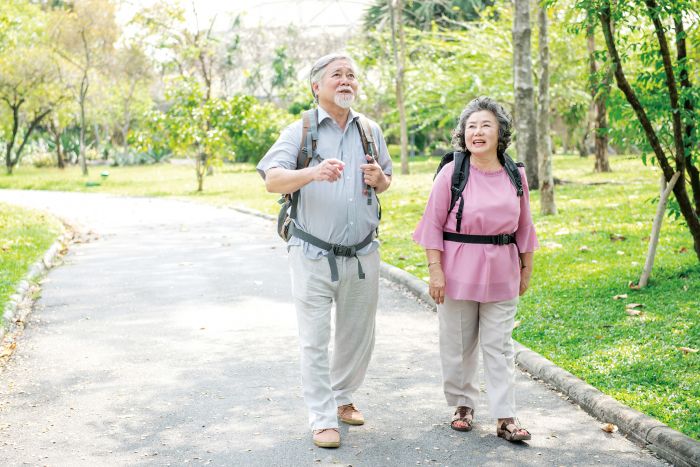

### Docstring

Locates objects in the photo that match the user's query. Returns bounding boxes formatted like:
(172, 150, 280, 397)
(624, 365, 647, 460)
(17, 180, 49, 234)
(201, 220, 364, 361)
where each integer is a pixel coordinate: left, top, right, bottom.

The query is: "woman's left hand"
(519, 267, 531, 296)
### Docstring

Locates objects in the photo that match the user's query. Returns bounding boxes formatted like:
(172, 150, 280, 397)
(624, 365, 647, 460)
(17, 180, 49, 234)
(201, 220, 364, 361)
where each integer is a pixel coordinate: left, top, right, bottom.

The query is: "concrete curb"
(231, 204, 699, 467)
(1, 226, 71, 340)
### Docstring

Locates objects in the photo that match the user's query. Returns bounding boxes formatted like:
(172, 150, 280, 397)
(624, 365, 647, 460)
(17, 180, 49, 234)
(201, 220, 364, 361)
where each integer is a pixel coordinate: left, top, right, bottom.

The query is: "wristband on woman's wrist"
(428, 261, 441, 267)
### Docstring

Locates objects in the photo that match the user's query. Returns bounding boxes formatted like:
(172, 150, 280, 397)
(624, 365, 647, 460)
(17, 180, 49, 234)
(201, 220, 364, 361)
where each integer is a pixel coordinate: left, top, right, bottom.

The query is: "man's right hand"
(313, 158, 345, 182)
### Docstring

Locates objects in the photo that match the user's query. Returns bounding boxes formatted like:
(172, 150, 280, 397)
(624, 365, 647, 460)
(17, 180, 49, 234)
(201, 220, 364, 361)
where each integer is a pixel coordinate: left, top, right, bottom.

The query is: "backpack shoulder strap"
(502, 153, 524, 196)
(449, 152, 469, 212)
(297, 108, 318, 169)
(289, 108, 319, 220)
(450, 152, 470, 232)
(355, 113, 379, 161)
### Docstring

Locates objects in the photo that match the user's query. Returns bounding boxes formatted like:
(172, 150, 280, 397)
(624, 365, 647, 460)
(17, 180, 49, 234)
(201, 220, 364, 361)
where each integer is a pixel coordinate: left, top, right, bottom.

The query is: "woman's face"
(464, 110, 499, 157)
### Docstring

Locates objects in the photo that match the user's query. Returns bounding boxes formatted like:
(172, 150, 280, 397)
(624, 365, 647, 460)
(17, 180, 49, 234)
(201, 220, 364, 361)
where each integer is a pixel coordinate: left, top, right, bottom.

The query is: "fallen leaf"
(612, 294, 628, 300)
(579, 245, 590, 252)
(678, 347, 698, 354)
(601, 423, 618, 433)
(626, 303, 643, 309)
(678, 247, 688, 254)
(625, 309, 642, 316)
(513, 320, 521, 329)
(555, 228, 570, 236)
(616, 250, 625, 255)
(609, 233, 626, 242)
(628, 281, 641, 290)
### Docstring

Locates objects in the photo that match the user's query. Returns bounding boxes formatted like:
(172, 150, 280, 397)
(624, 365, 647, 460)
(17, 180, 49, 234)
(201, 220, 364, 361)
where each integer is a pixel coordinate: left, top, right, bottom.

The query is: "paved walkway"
(0, 190, 666, 466)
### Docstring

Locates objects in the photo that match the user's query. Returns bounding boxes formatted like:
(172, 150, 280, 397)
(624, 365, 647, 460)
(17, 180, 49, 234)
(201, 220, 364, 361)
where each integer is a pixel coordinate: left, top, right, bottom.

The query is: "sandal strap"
(499, 418, 528, 434)
(454, 406, 474, 417)
(313, 428, 339, 435)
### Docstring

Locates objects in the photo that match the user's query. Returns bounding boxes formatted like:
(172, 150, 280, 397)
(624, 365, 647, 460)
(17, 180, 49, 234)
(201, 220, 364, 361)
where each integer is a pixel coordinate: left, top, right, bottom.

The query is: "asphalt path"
(0, 190, 667, 466)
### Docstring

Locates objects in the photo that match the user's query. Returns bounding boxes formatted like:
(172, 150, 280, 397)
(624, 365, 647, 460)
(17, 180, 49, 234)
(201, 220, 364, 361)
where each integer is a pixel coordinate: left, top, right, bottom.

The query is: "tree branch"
(643, 0, 685, 172)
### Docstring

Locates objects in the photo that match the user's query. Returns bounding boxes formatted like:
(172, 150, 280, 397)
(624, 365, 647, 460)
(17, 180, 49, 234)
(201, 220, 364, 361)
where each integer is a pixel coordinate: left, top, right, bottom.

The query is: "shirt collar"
(317, 105, 359, 125)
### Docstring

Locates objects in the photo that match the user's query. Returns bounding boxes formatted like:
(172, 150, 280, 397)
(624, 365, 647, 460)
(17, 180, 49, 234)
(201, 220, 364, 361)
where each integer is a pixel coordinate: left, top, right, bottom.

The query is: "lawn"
(1, 155, 698, 439)
(0, 203, 63, 319)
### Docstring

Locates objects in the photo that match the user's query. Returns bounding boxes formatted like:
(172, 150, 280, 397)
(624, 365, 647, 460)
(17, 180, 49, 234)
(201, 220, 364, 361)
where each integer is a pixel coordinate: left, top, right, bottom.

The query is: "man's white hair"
(309, 53, 358, 102)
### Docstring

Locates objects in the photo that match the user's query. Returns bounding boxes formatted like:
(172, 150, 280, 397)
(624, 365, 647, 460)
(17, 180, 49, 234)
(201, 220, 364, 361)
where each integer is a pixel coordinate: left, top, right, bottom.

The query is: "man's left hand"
(360, 155, 386, 188)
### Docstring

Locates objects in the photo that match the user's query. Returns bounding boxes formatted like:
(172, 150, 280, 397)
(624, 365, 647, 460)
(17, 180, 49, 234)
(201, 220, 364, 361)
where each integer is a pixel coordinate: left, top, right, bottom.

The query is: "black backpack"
(434, 151, 524, 232)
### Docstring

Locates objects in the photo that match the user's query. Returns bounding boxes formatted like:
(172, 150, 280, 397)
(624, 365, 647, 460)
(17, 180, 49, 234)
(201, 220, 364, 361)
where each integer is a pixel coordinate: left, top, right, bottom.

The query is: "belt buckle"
(332, 244, 355, 256)
(497, 234, 509, 245)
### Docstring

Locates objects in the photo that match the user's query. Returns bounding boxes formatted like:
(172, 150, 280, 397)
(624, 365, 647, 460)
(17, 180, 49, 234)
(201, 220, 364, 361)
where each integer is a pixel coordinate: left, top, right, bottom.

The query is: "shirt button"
(348, 198, 353, 202)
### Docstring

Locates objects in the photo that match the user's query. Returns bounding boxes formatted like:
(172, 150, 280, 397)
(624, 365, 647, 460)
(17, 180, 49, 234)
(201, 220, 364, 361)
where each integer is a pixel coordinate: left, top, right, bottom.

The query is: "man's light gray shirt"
(257, 107, 392, 259)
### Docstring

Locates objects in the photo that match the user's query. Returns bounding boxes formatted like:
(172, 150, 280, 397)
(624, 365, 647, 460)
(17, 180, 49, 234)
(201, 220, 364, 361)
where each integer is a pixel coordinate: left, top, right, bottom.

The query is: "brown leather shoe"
(337, 403, 365, 425)
(312, 428, 340, 448)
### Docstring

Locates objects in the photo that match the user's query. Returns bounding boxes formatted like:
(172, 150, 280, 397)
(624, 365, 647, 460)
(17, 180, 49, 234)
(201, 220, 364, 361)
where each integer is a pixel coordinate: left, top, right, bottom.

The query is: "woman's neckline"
(470, 163, 504, 175)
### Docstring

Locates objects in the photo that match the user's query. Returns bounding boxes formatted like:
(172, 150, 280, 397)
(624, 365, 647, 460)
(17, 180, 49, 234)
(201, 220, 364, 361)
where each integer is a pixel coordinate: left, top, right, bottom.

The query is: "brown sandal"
(497, 418, 531, 441)
(450, 406, 474, 432)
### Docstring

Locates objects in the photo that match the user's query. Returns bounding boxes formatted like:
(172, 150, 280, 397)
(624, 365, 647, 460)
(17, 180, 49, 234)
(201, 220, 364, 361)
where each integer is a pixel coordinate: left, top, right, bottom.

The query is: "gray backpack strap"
(290, 109, 319, 220)
(355, 114, 380, 206)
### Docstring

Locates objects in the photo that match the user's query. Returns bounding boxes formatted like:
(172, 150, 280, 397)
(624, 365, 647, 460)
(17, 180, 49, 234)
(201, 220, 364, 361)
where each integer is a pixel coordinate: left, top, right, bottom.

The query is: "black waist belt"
(443, 232, 516, 245)
(289, 223, 374, 282)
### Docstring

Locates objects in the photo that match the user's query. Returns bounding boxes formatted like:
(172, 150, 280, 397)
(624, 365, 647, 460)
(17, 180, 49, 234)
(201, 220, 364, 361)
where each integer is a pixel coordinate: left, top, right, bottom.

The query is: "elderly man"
(257, 53, 392, 448)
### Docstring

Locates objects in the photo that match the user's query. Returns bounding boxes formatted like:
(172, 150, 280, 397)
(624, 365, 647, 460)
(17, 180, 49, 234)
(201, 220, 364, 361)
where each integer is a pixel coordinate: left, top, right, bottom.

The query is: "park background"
(0, 0, 698, 442)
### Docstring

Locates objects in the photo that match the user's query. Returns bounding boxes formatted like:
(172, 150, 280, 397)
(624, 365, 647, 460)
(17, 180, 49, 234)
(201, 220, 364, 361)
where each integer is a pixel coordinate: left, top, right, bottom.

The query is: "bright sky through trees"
(118, 0, 373, 32)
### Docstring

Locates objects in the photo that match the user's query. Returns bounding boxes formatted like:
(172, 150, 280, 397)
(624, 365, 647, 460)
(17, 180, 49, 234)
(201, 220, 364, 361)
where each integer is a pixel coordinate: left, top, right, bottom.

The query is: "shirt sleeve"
(515, 167, 539, 253)
(412, 163, 452, 251)
(256, 120, 303, 180)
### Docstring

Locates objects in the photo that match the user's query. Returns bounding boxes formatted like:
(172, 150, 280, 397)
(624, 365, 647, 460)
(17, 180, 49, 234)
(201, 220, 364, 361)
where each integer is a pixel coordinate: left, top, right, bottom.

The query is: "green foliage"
(220, 95, 292, 164)
(353, 0, 592, 154)
(134, 79, 291, 169)
(364, 0, 496, 30)
(0, 203, 62, 319)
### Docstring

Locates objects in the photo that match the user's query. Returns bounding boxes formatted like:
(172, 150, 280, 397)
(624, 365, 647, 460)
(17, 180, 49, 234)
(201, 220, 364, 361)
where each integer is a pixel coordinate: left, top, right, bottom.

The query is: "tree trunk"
(638, 172, 681, 288)
(389, 0, 410, 175)
(196, 151, 206, 192)
(49, 118, 65, 169)
(587, 21, 612, 172)
(78, 30, 90, 176)
(537, 5, 556, 214)
(5, 103, 21, 174)
(513, 0, 538, 188)
(79, 76, 89, 176)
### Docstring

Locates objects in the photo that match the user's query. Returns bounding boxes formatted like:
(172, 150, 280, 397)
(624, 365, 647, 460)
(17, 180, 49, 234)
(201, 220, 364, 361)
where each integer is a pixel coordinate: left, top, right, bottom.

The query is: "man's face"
(313, 59, 358, 109)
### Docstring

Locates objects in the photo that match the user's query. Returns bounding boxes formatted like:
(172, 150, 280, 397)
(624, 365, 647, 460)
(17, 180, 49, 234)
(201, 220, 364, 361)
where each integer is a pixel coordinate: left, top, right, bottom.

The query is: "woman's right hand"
(428, 264, 446, 305)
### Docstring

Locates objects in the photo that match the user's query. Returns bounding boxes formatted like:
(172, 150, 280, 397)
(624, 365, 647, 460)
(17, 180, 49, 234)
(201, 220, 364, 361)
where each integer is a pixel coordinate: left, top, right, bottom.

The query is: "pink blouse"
(413, 162, 538, 302)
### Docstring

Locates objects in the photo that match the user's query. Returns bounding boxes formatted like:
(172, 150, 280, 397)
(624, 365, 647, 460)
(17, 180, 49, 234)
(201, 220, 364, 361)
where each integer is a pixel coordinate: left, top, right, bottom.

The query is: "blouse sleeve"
(515, 167, 539, 253)
(412, 164, 452, 251)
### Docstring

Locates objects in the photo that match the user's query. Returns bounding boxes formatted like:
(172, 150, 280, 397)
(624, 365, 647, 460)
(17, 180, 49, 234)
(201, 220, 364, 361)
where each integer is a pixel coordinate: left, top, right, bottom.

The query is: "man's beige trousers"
(289, 246, 379, 430)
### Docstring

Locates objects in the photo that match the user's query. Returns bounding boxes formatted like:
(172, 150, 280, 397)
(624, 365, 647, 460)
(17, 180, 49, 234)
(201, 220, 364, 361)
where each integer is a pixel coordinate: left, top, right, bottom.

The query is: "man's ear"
(311, 82, 319, 98)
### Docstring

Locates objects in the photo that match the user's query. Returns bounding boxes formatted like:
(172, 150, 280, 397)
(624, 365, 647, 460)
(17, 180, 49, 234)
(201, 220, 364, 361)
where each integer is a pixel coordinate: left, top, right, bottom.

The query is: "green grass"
(0, 203, 63, 318)
(2, 155, 698, 439)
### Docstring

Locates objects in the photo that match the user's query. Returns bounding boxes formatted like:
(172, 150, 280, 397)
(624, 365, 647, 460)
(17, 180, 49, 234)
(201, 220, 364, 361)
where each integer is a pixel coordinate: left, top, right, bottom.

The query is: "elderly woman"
(413, 96, 538, 442)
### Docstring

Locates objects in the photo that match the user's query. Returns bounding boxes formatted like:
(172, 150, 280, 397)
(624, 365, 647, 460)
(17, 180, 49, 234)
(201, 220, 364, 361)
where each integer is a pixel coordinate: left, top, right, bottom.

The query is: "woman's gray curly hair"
(451, 96, 512, 158)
